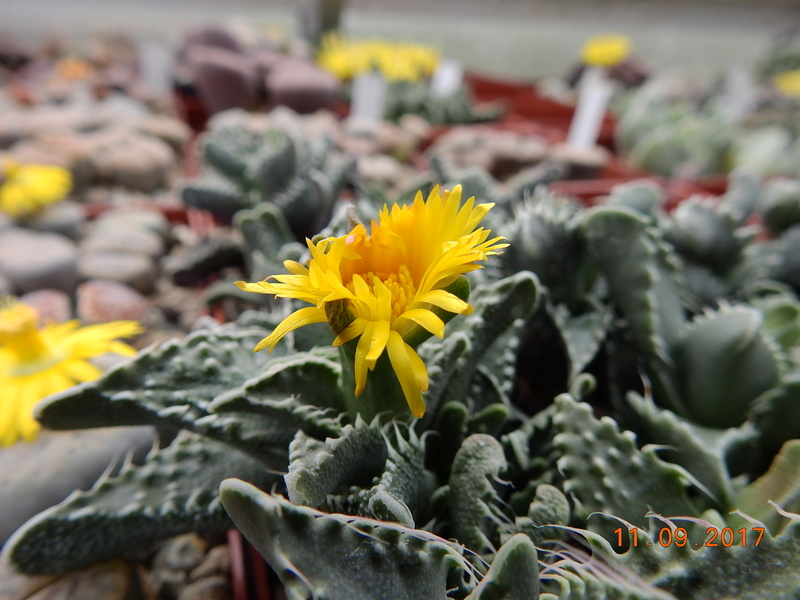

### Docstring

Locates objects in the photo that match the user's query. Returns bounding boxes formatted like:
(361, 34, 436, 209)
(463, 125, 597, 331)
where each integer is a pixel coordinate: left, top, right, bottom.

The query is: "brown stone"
(76, 279, 152, 324)
(18, 289, 73, 325)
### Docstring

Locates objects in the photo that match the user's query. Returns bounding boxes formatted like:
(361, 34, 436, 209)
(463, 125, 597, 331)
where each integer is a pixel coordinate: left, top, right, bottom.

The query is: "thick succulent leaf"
(553, 395, 700, 533)
(538, 541, 679, 600)
(674, 305, 781, 428)
(220, 480, 478, 600)
(321, 425, 437, 527)
(247, 128, 296, 197)
(34, 323, 294, 460)
(579, 511, 800, 600)
(549, 300, 611, 383)
(733, 439, 800, 534)
(201, 122, 262, 183)
(580, 207, 693, 418)
(233, 200, 304, 279)
(511, 484, 571, 546)
(210, 350, 345, 439)
(180, 175, 251, 219)
(464, 534, 539, 600)
(623, 392, 733, 508)
(750, 374, 800, 458)
(580, 206, 686, 362)
(448, 434, 511, 554)
(7, 434, 279, 576)
(285, 419, 388, 508)
(420, 272, 540, 421)
(665, 197, 751, 274)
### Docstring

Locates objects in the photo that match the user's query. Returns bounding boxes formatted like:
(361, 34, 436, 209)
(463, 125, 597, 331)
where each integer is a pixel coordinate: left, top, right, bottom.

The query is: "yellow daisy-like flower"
(0, 157, 72, 218)
(317, 33, 440, 82)
(0, 299, 141, 446)
(235, 185, 506, 417)
(581, 34, 631, 68)
(774, 70, 800, 99)
(53, 57, 94, 81)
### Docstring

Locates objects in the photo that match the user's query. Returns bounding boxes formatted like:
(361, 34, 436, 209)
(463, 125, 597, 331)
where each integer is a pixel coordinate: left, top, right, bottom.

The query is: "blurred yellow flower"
(0, 299, 141, 446)
(53, 57, 94, 81)
(0, 157, 72, 218)
(318, 33, 440, 82)
(774, 70, 800, 99)
(236, 185, 506, 417)
(581, 34, 631, 68)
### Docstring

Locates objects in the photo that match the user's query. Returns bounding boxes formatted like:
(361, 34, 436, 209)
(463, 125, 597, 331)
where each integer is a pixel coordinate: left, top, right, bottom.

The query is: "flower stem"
(339, 341, 411, 422)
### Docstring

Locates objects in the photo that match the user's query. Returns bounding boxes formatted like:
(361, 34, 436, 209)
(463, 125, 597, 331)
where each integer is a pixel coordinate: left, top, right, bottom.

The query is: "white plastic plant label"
(430, 59, 464, 98)
(349, 71, 387, 128)
(567, 66, 613, 150)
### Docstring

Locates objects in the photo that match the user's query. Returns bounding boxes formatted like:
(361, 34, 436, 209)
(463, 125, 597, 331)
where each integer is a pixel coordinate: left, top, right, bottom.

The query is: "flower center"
(0, 302, 59, 373)
(352, 264, 417, 321)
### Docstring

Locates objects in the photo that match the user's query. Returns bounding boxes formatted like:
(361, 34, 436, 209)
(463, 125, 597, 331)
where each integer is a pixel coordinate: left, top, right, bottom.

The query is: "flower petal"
(354, 321, 374, 396)
(415, 289, 473, 315)
(366, 320, 390, 369)
(254, 307, 326, 352)
(395, 308, 445, 339)
(386, 330, 426, 417)
(333, 317, 367, 347)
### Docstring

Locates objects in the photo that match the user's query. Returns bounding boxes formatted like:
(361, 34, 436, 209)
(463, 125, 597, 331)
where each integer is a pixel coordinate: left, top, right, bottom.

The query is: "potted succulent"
(3, 159, 800, 599)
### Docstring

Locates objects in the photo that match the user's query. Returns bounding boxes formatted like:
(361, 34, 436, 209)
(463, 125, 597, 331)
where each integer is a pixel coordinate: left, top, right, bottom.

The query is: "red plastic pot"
(547, 176, 712, 212)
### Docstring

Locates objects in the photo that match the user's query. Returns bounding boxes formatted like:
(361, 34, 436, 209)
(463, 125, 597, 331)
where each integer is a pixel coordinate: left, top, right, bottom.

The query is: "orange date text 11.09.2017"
(614, 527, 765, 548)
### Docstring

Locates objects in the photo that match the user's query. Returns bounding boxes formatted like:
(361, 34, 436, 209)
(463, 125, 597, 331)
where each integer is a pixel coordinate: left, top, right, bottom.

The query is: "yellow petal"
(354, 321, 374, 396)
(59, 358, 103, 383)
(235, 280, 273, 294)
(415, 289, 472, 315)
(395, 308, 445, 338)
(333, 318, 367, 347)
(386, 330, 426, 417)
(365, 320, 390, 369)
(254, 307, 326, 352)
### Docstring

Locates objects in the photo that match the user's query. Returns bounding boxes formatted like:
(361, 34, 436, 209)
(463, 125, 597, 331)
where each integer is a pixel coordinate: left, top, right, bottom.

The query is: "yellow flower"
(235, 185, 506, 417)
(317, 33, 440, 82)
(0, 157, 72, 217)
(53, 57, 94, 81)
(0, 299, 141, 446)
(581, 34, 631, 68)
(774, 70, 800, 99)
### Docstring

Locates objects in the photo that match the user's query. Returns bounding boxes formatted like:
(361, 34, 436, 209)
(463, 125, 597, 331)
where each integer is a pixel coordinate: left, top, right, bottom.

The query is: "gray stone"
(266, 58, 340, 114)
(76, 279, 152, 324)
(0, 229, 79, 295)
(17, 132, 96, 189)
(87, 128, 177, 192)
(81, 224, 166, 260)
(78, 252, 159, 295)
(135, 115, 192, 154)
(0, 428, 155, 545)
(18, 289, 73, 324)
(25, 200, 87, 240)
(90, 206, 171, 240)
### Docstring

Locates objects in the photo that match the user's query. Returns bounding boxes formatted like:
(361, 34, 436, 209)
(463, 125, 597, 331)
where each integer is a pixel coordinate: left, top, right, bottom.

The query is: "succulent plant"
(7, 175, 800, 599)
(180, 113, 353, 238)
(382, 81, 505, 125)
